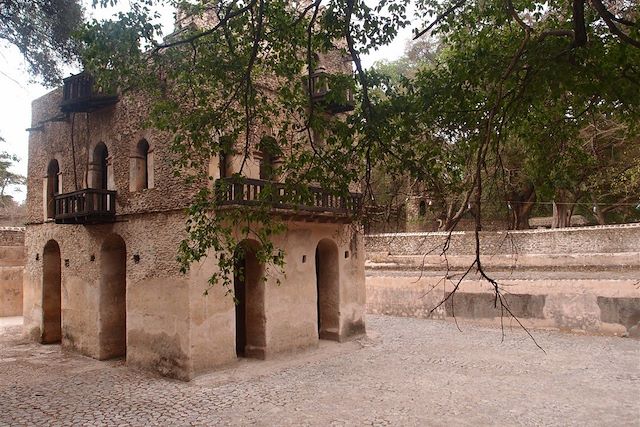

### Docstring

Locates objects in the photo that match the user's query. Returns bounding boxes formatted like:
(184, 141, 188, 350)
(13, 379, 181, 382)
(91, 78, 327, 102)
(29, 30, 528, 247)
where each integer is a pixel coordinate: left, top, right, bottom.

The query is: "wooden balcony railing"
(60, 72, 118, 113)
(307, 71, 355, 114)
(216, 177, 361, 221)
(54, 189, 116, 224)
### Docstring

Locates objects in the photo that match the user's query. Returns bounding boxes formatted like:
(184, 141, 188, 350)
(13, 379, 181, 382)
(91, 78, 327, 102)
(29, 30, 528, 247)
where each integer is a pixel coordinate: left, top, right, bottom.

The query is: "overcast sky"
(0, 2, 412, 202)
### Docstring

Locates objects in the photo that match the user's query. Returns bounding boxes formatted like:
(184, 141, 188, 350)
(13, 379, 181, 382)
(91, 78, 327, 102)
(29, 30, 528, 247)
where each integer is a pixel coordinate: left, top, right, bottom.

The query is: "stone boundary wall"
(0, 227, 25, 317)
(366, 223, 640, 258)
(365, 224, 640, 337)
(366, 274, 640, 338)
(0, 227, 25, 246)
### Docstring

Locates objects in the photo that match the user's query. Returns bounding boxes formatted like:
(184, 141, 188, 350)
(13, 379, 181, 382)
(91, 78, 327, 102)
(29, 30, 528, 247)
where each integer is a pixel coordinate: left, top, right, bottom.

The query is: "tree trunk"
(552, 199, 574, 228)
(592, 201, 607, 225)
(509, 185, 536, 230)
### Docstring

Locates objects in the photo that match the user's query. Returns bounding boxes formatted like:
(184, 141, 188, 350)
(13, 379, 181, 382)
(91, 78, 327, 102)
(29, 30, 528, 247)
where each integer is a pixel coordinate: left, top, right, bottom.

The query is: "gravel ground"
(1, 315, 638, 426)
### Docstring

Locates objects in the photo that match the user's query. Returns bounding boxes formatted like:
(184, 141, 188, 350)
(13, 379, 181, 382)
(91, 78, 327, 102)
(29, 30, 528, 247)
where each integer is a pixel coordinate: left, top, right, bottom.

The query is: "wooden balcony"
(54, 189, 117, 224)
(308, 71, 355, 114)
(60, 72, 118, 113)
(215, 177, 361, 222)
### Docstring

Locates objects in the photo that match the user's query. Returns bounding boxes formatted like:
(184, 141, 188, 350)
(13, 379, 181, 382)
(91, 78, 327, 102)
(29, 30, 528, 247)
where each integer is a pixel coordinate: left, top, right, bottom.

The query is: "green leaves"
(0, 137, 26, 199)
(0, 0, 84, 85)
(76, 0, 640, 288)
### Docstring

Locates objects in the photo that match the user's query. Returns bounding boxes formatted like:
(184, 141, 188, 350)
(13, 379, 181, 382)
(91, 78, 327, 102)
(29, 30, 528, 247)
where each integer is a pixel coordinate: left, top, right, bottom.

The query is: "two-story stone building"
(23, 60, 365, 379)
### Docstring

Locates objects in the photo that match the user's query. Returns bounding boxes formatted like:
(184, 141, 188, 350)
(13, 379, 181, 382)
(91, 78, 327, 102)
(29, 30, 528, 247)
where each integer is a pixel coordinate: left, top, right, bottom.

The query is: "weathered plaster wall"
(188, 221, 366, 376)
(23, 211, 192, 378)
(0, 228, 25, 317)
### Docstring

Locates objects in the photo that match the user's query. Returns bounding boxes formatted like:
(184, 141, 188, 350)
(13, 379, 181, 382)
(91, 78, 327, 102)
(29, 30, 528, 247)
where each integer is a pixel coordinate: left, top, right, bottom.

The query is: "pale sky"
(0, 2, 412, 202)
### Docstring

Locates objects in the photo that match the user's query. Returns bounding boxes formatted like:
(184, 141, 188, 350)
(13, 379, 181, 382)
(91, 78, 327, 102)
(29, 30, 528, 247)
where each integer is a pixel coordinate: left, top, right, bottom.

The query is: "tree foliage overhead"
(76, 0, 640, 303)
(0, 0, 86, 85)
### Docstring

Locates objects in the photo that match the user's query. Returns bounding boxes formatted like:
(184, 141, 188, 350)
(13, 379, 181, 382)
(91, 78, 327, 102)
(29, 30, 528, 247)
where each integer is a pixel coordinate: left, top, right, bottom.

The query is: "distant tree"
(0, 0, 84, 85)
(0, 137, 26, 200)
(581, 120, 640, 225)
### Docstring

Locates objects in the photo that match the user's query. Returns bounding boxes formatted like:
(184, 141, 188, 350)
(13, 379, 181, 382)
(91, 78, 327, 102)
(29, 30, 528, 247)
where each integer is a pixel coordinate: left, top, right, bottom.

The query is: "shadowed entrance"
(234, 240, 266, 358)
(316, 238, 340, 341)
(99, 234, 127, 359)
(42, 240, 62, 344)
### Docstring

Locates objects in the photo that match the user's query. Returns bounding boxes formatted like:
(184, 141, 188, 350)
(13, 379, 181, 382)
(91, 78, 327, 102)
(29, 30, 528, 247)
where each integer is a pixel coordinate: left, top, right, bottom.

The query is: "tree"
(76, 0, 640, 327)
(0, 0, 84, 85)
(0, 137, 26, 202)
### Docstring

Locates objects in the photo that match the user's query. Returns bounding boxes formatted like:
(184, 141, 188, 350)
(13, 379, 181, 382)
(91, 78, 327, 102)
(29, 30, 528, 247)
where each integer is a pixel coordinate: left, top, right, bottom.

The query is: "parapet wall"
(366, 223, 640, 257)
(0, 227, 25, 317)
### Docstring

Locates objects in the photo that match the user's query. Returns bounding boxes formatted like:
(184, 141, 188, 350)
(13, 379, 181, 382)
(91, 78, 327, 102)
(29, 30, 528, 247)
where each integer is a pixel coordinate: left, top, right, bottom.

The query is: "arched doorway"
(233, 240, 266, 358)
(42, 240, 62, 343)
(316, 239, 340, 341)
(99, 234, 127, 359)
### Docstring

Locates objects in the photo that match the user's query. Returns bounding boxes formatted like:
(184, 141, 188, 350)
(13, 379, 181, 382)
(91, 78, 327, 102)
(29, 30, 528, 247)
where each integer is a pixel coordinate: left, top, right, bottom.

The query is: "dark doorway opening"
(42, 240, 62, 344)
(315, 239, 340, 341)
(233, 240, 266, 358)
(99, 234, 127, 359)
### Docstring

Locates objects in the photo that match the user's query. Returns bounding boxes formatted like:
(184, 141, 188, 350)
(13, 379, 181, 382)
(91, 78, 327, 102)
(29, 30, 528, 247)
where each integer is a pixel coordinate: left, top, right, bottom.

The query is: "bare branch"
(413, 0, 466, 40)
(155, 0, 258, 51)
(590, 0, 640, 48)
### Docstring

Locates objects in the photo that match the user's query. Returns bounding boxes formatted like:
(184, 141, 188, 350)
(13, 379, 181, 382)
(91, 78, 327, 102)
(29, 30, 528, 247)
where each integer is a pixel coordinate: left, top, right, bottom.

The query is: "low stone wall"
(0, 227, 25, 317)
(366, 274, 640, 337)
(365, 224, 640, 337)
(366, 223, 640, 257)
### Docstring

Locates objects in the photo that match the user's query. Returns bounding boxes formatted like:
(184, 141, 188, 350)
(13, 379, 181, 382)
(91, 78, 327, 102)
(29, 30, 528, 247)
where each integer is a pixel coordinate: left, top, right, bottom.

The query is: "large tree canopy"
(0, 0, 86, 85)
(77, 0, 640, 303)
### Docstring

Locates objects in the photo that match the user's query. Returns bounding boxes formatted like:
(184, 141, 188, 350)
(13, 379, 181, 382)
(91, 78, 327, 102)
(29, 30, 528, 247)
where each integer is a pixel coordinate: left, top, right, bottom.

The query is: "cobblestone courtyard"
(1, 315, 638, 426)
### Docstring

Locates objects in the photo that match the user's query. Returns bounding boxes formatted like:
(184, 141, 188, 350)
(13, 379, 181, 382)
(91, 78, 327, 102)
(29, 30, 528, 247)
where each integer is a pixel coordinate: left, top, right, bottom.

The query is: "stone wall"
(27, 89, 198, 224)
(365, 224, 640, 337)
(366, 223, 640, 257)
(0, 227, 25, 317)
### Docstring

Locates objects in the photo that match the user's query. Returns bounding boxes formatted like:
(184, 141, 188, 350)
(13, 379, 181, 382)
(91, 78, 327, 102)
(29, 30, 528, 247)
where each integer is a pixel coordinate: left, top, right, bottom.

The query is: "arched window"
(258, 137, 280, 181)
(92, 143, 109, 190)
(138, 140, 149, 189)
(130, 139, 153, 191)
(45, 159, 60, 219)
(218, 136, 234, 178)
(219, 151, 229, 178)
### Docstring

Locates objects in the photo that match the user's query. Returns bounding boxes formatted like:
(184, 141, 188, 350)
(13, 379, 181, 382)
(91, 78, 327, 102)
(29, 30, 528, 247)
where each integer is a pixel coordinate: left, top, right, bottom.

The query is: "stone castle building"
(23, 51, 365, 379)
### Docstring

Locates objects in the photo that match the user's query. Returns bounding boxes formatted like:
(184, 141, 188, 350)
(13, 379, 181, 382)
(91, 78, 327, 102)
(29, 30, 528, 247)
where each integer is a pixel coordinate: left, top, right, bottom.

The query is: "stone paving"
(1, 315, 638, 426)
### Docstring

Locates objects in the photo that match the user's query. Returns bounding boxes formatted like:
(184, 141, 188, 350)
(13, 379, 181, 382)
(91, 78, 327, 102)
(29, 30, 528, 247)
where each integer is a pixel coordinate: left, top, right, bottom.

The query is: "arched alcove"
(315, 238, 340, 341)
(42, 240, 62, 343)
(233, 239, 266, 358)
(99, 234, 127, 359)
